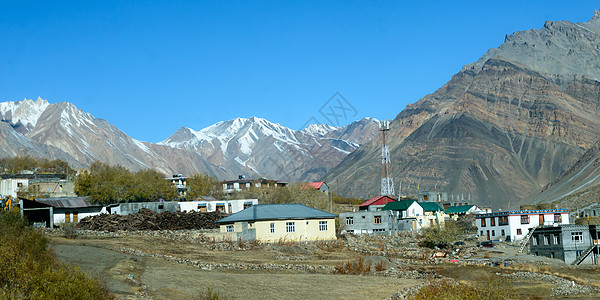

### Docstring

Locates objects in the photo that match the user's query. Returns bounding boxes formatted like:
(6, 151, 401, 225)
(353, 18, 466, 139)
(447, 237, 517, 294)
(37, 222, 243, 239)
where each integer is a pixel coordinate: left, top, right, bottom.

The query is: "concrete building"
(340, 210, 397, 235)
(178, 198, 258, 214)
(417, 191, 471, 209)
(216, 204, 337, 242)
(221, 178, 287, 194)
(107, 201, 179, 215)
(302, 181, 329, 195)
(475, 209, 570, 241)
(529, 225, 600, 265)
(28, 178, 76, 197)
(340, 201, 445, 234)
(1, 178, 29, 198)
(166, 174, 189, 199)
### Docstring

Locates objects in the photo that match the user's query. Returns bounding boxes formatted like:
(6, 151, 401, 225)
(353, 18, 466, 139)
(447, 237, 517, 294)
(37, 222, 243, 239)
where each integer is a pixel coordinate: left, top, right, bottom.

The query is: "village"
(2, 163, 600, 299)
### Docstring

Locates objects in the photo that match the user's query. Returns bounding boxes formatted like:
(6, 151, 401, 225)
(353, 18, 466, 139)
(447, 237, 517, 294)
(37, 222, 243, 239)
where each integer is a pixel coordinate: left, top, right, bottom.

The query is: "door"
(539, 214, 544, 225)
(429, 219, 434, 226)
(65, 213, 70, 223)
(228, 204, 232, 214)
(73, 213, 78, 223)
(486, 230, 490, 240)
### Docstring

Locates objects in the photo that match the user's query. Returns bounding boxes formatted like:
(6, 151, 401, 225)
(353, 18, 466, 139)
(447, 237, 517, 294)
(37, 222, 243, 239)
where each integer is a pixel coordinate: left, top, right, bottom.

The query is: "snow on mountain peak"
(0, 97, 50, 129)
(301, 123, 339, 137)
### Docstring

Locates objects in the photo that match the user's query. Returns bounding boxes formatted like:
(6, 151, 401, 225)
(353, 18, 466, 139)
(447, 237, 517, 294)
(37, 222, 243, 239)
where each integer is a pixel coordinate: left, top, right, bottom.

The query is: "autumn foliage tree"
(75, 162, 176, 204)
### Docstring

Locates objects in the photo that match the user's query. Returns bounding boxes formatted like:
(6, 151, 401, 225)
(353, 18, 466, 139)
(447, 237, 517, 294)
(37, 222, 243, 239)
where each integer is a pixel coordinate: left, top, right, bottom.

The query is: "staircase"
(571, 245, 595, 265)
(518, 227, 538, 253)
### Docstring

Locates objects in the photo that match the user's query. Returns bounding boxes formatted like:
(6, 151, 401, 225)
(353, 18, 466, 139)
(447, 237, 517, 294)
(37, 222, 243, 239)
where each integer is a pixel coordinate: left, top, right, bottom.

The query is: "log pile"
(77, 208, 228, 231)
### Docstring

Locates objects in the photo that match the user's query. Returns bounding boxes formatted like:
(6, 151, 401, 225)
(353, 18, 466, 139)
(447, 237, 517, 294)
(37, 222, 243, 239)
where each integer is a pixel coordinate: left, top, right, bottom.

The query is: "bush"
(409, 276, 516, 300)
(418, 221, 464, 249)
(0, 210, 112, 299)
(196, 286, 231, 300)
(334, 256, 371, 275)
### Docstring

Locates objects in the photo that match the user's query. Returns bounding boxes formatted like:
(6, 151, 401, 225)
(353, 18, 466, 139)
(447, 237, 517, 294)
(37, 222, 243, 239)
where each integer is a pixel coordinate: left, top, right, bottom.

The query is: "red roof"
(303, 181, 325, 189)
(359, 195, 396, 207)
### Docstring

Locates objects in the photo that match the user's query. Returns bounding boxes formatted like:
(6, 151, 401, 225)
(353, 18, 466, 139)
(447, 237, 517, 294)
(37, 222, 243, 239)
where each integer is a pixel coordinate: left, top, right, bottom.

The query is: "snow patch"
(0, 97, 50, 129)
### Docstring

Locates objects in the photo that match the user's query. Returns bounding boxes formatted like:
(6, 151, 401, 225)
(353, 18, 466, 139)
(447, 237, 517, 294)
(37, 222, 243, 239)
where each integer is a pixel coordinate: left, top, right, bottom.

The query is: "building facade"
(339, 210, 397, 235)
(178, 198, 258, 214)
(221, 178, 287, 194)
(475, 209, 570, 241)
(216, 204, 336, 242)
(529, 225, 600, 265)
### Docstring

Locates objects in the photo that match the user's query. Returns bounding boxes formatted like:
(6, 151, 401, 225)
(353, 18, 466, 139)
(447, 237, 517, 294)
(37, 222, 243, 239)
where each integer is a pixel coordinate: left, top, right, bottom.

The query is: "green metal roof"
(444, 205, 474, 214)
(216, 204, 337, 224)
(418, 202, 443, 212)
(381, 200, 416, 211)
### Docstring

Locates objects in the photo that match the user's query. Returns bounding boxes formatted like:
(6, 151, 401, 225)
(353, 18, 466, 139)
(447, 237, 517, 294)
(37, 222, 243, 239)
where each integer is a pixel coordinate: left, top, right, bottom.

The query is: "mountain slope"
(326, 12, 600, 209)
(159, 117, 379, 181)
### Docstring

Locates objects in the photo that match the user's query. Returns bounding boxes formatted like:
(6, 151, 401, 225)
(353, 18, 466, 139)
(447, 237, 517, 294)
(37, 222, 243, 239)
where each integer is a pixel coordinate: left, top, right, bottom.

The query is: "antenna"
(379, 120, 395, 196)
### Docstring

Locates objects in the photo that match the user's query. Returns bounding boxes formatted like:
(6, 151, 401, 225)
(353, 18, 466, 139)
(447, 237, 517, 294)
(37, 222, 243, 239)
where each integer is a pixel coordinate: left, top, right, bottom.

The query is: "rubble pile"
(77, 209, 227, 231)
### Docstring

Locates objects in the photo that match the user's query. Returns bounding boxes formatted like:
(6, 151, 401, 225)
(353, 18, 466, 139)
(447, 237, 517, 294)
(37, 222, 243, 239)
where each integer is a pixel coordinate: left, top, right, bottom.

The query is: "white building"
(475, 208, 570, 242)
(0, 178, 29, 198)
(178, 199, 258, 214)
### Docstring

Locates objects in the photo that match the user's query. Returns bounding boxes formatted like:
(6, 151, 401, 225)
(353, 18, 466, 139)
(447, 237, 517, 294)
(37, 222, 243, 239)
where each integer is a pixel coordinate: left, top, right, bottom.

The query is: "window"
(576, 250, 583, 257)
(491, 230, 495, 236)
(319, 221, 328, 231)
(499, 216, 508, 226)
(501, 229, 505, 236)
(517, 229, 522, 235)
(480, 231, 484, 236)
(423, 195, 428, 201)
(373, 228, 386, 232)
(158, 204, 164, 210)
(554, 235, 560, 245)
(197, 204, 207, 212)
(226, 225, 234, 232)
(544, 235, 550, 245)
(374, 215, 382, 224)
(270, 223, 275, 233)
(490, 217, 496, 226)
(347, 230, 354, 233)
(216, 204, 225, 212)
(532, 236, 538, 245)
(227, 183, 234, 189)
(286, 222, 295, 233)
(244, 202, 253, 209)
(17, 182, 23, 187)
(571, 232, 583, 244)
(345, 217, 354, 225)
(481, 218, 486, 227)
(554, 213, 562, 223)
(520, 215, 529, 224)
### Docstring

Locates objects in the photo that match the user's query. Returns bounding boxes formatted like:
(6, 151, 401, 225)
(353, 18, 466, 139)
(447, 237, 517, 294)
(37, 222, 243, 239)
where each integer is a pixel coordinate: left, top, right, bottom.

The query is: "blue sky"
(1, 1, 598, 142)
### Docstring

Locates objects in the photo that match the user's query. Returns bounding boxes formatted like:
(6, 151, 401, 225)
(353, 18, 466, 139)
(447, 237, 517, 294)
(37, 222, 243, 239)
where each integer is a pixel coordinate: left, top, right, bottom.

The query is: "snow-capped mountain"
(0, 98, 226, 177)
(160, 116, 379, 181)
(1, 98, 378, 182)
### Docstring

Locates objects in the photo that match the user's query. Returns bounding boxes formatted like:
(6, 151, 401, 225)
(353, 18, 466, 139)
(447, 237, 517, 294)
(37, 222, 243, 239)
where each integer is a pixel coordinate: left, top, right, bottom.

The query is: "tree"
(186, 174, 222, 200)
(419, 221, 464, 249)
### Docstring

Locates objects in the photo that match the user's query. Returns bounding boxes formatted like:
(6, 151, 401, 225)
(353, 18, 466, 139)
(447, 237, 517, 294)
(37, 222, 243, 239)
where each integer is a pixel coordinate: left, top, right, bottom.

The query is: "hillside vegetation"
(0, 210, 112, 299)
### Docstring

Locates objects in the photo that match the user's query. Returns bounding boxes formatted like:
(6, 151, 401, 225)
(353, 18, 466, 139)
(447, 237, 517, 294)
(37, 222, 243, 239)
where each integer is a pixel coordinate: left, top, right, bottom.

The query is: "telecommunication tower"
(380, 120, 394, 196)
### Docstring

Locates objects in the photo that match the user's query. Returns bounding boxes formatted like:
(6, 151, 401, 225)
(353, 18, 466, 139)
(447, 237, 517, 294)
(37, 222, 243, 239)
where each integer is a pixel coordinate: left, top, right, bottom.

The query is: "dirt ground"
(50, 236, 423, 299)
(48, 232, 600, 300)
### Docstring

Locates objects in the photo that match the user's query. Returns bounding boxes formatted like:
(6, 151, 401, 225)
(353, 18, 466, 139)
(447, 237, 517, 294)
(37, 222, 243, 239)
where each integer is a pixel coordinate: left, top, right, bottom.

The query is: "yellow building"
(216, 204, 337, 242)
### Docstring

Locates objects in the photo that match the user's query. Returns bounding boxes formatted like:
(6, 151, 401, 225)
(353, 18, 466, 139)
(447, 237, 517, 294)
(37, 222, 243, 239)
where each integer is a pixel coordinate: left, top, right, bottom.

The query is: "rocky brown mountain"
(326, 11, 600, 209)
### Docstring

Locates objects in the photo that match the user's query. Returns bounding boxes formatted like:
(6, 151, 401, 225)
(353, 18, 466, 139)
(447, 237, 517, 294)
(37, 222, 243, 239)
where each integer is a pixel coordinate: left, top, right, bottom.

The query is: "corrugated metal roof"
(216, 204, 337, 223)
(381, 200, 416, 211)
(35, 197, 99, 208)
(359, 195, 396, 207)
(418, 202, 443, 212)
(444, 205, 474, 214)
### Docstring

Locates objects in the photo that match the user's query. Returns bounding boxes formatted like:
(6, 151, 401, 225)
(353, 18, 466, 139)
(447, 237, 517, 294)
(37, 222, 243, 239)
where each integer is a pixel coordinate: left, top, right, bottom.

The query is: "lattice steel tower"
(380, 120, 394, 196)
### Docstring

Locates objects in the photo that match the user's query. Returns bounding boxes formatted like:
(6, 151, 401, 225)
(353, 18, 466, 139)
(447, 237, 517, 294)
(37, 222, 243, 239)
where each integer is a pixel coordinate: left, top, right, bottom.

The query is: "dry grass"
(334, 256, 371, 275)
(408, 276, 517, 300)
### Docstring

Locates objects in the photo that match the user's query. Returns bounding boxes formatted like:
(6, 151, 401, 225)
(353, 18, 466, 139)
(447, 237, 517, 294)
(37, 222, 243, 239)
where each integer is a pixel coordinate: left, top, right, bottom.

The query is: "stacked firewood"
(77, 208, 227, 231)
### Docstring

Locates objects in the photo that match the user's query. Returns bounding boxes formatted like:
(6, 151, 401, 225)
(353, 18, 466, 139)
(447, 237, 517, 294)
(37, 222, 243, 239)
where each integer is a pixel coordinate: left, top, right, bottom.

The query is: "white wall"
(54, 211, 102, 225)
(0, 178, 29, 198)
(477, 211, 570, 241)
(178, 199, 258, 214)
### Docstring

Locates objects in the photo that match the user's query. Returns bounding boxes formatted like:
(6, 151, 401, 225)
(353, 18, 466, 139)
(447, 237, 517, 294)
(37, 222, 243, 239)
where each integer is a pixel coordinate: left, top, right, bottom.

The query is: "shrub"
(334, 256, 371, 275)
(0, 210, 112, 299)
(196, 286, 231, 300)
(409, 276, 516, 300)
